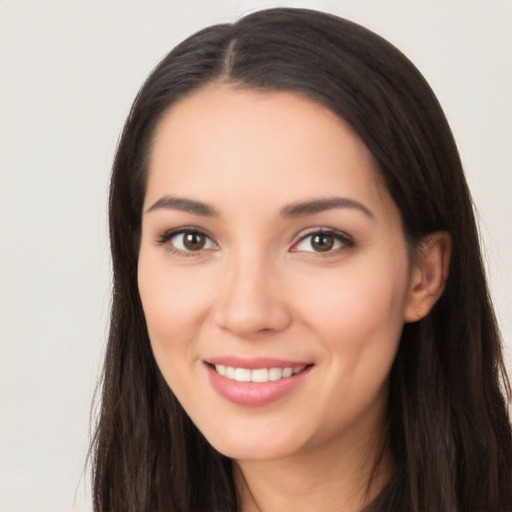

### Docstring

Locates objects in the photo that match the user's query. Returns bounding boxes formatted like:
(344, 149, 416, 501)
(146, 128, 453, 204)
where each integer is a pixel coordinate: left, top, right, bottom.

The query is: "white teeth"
(269, 367, 283, 381)
(214, 364, 307, 383)
(251, 368, 269, 383)
(234, 368, 251, 382)
(282, 367, 293, 378)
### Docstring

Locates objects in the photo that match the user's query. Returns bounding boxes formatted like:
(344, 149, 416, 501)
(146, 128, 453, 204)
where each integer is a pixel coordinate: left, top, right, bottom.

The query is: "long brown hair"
(90, 8, 511, 511)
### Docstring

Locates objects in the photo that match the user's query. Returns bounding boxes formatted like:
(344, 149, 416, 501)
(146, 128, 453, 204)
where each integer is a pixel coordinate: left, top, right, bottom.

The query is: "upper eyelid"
(156, 226, 215, 241)
(154, 227, 219, 253)
(293, 227, 353, 243)
(289, 228, 354, 254)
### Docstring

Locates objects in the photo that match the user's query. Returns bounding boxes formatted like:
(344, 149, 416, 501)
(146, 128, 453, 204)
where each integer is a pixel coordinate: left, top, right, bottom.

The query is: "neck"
(235, 417, 392, 512)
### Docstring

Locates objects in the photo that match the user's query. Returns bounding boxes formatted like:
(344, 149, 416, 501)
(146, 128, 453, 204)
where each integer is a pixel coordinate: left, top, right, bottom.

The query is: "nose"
(213, 249, 292, 338)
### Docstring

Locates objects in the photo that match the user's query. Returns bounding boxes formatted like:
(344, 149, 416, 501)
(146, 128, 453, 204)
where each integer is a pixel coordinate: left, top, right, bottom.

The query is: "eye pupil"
(311, 234, 334, 252)
(183, 232, 205, 251)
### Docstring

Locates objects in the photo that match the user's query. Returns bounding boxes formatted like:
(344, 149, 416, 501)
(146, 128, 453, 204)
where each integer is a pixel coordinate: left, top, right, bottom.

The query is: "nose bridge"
(214, 243, 290, 336)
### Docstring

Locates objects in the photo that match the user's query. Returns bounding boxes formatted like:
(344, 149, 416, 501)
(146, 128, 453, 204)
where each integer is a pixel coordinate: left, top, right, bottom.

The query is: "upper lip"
(204, 356, 313, 369)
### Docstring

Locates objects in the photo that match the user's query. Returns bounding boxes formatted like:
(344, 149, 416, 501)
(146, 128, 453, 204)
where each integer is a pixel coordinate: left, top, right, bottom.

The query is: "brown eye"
(157, 229, 217, 254)
(292, 229, 353, 254)
(183, 231, 206, 251)
(311, 233, 334, 252)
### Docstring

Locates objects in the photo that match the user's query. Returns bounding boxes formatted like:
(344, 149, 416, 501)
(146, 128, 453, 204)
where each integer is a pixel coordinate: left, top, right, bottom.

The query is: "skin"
(138, 86, 450, 511)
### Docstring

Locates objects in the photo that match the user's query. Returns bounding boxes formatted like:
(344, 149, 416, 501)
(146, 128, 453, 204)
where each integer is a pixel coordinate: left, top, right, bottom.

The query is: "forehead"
(145, 86, 395, 220)
(150, 86, 370, 165)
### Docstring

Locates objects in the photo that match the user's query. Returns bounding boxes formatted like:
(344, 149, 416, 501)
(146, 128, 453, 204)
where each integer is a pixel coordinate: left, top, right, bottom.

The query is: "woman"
(91, 8, 511, 512)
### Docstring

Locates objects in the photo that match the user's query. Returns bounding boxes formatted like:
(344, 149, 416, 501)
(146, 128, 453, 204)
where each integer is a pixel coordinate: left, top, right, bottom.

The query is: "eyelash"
(155, 227, 354, 256)
(291, 228, 354, 255)
(155, 227, 218, 256)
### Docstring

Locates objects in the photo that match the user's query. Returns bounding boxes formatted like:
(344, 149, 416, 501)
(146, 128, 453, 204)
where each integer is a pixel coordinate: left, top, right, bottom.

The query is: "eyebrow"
(145, 195, 374, 220)
(280, 197, 374, 219)
(145, 196, 218, 216)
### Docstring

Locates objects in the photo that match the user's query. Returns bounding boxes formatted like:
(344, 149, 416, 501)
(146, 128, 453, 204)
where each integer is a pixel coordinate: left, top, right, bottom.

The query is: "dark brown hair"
(91, 8, 511, 511)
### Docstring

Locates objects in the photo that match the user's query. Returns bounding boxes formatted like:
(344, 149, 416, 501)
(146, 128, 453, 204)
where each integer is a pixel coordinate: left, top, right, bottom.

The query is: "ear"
(404, 231, 451, 323)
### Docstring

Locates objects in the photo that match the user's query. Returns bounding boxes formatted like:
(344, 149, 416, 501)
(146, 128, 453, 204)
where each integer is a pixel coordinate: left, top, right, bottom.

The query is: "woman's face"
(138, 87, 416, 461)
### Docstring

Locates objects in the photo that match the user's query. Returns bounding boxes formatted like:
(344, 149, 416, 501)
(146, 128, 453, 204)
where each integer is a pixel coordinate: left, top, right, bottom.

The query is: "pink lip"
(204, 361, 313, 407)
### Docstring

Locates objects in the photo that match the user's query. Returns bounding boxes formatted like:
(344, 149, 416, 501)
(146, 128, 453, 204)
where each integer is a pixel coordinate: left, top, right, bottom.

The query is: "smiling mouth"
(211, 364, 310, 383)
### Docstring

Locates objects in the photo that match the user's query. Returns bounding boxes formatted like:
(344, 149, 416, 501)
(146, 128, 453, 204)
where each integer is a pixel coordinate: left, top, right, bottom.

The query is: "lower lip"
(205, 363, 312, 407)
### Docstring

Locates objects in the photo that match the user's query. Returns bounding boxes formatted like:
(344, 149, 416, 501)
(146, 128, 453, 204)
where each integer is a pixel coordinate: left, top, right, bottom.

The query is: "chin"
(211, 441, 298, 462)
(209, 430, 316, 461)
(200, 420, 310, 462)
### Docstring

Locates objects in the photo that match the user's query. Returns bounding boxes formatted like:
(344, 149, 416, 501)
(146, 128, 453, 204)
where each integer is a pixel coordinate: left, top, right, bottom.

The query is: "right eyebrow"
(145, 196, 218, 216)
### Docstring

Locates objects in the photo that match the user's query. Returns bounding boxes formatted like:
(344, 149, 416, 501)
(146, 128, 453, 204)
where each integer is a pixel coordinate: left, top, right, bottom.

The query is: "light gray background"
(1, 1, 510, 511)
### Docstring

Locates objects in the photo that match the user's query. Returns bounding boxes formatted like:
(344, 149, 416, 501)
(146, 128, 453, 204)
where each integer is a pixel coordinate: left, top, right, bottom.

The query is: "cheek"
(137, 260, 221, 406)
(137, 258, 215, 359)
(290, 258, 409, 434)
(295, 256, 409, 352)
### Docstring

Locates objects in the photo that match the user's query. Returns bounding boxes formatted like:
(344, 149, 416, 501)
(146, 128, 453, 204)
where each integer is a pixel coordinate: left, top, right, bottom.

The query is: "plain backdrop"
(1, 1, 510, 511)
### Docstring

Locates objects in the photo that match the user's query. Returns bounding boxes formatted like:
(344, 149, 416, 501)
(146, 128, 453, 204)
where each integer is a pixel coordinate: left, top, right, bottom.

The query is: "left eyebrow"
(280, 197, 374, 219)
